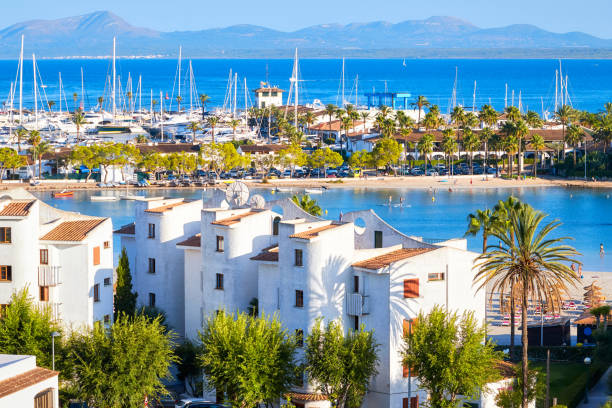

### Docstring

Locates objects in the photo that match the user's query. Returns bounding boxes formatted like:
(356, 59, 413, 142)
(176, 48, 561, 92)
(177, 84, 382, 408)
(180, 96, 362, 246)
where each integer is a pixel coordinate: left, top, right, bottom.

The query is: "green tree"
(305, 319, 379, 408)
(229, 119, 240, 141)
(324, 104, 337, 143)
(199, 93, 210, 119)
(206, 116, 219, 144)
(348, 150, 371, 170)
(198, 311, 299, 408)
(175, 339, 203, 395)
(462, 128, 480, 174)
(371, 137, 401, 174)
(0, 147, 26, 183)
(291, 194, 322, 216)
(441, 128, 457, 170)
(402, 305, 501, 408)
(474, 201, 580, 408)
(308, 148, 343, 176)
(530, 133, 546, 177)
(411, 95, 430, 127)
(202, 142, 243, 178)
(417, 133, 435, 171)
(555, 105, 575, 159)
(114, 247, 138, 320)
(495, 365, 545, 408)
(465, 208, 497, 253)
(279, 144, 307, 177)
(67, 314, 177, 408)
(13, 127, 28, 153)
(565, 124, 585, 167)
(187, 121, 201, 141)
(72, 110, 86, 142)
(524, 110, 543, 129)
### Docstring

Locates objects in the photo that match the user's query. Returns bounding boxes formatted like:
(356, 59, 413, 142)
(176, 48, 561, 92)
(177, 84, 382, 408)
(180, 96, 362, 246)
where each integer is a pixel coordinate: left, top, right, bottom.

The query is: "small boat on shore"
(305, 188, 323, 194)
(90, 195, 118, 202)
(52, 190, 74, 198)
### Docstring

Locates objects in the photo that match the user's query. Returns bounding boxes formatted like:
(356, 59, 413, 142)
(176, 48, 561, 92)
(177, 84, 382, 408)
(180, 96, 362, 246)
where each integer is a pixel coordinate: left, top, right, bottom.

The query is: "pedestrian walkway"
(577, 366, 612, 408)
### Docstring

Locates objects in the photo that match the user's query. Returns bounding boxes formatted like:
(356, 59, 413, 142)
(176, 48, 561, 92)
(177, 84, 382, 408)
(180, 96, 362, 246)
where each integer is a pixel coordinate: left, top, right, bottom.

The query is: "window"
(215, 273, 224, 290)
(93, 246, 100, 266)
(148, 223, 155, 239)
(40, 249, 49, 265)
(103, 241, 110, 249)
(148, 258, 156, 274)
(104, 315, 110, 323)
(0, 227, 11, 243)
(295, 290, 304, 308)
(374, 230, 383, 248)
(39, 286, 49, 302)
(271, 91, 278, 97)
(294, 249, 303, 266)
(273, 216, 281, 236)
(295, 329, 304, 347)
(216, 235, 224, 252)
(93, 284, 100, 302)
(353, 315, 359, 331)
(353, 276, 359, 293)
(402, 396, 419, 408)
(34, 388, 54, 408)
(104, 277, 111, 286)
(402, 318, 418, 378)
(0, 265, 12, 282)
(428, 272, 445, 281)
(149, 293, 156, 307)
(403, 278, 419, 298)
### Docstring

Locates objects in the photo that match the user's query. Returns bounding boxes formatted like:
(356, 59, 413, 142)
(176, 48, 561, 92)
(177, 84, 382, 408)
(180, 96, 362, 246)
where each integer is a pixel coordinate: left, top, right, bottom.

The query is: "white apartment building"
(0, 354, 59, 408)
(0, 189, 113, 328)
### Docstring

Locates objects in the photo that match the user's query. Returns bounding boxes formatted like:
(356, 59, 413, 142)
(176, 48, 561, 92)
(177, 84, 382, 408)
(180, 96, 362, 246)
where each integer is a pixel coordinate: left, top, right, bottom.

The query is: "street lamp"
(583, 356, 592, 403)
(51, 331, 60, 371)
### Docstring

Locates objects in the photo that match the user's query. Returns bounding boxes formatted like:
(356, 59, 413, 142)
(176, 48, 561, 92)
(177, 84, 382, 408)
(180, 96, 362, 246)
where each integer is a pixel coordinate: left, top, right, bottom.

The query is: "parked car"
(175, 399, 229, 408)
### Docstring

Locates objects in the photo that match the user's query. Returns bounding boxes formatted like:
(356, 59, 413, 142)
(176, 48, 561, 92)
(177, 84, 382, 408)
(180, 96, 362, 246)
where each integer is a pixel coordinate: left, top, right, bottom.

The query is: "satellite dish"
(225, 182, 250, 208)
(249, 194, 266, 209)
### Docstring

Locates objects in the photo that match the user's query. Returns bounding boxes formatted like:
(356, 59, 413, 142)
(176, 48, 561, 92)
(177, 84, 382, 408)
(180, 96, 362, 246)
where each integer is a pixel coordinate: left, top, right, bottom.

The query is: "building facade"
(0, 355, 59, 408)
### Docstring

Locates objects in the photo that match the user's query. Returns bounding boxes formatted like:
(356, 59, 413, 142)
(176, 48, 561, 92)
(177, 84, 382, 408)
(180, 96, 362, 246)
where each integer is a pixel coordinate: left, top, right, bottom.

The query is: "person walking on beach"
(579, 264, 583, 279)
(571, 263, 576, 274)
(601, 243, 605, 256)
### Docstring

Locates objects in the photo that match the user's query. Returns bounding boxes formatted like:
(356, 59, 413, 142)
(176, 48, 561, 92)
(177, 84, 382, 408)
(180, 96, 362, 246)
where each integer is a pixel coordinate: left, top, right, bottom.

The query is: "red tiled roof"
(251, 245, 279, 262)
(253, 87, 284, 93)
(286, 392, 328, 402)
(238, 144, 286, 154)
(310, 120, 364, 132)
(289, 223, 343, 240)
(41, 219, 106, 241)
(114, 223, 135, 235)
(0, 367, 58, 398)
(0, 200, 35, 216)
(212, 210, 263, 226)
(177, 234, 201, 248)
(497, 361, 516, 379)
(145, 200, 194, 213)
(352, 248, 435, 270)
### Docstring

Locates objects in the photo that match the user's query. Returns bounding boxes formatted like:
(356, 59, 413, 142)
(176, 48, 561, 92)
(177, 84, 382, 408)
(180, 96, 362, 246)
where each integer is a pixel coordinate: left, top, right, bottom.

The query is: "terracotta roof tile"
(41, 219, 106, 241)
(286, 392, 328, 402)
(289, 223, 343, 240)
(212, 210, 263, 226)
(352, 248, 435, 270)
(251, 245, 279, 262)
(496, 360, 516, 379)
(238, 144, 286, 154)
(114, 223, 135, 235)
(145, 200, 194, 213)
(0, 200, 35, 216)
(177, 234, 201, 248)
(0, 367, 58, 398)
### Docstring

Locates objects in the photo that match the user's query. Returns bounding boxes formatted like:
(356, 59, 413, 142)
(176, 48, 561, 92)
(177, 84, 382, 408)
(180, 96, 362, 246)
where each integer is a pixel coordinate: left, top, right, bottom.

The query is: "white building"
(0, 189, 113, 328)
(0, 354, 58, 408)
(253, 86, 284, 109)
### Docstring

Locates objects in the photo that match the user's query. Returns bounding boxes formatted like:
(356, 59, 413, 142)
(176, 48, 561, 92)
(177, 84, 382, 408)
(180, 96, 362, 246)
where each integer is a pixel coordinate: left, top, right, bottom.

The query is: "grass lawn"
(531, 361, 591, 408)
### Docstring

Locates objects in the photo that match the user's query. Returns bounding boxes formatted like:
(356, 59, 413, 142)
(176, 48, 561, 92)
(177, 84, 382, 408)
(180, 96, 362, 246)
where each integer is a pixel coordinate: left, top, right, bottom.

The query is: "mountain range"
(1, 11, 611, 58)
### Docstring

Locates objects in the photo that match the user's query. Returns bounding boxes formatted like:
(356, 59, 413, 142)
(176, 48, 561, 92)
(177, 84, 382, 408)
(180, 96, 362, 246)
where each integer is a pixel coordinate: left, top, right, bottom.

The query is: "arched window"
(273, 216, 281, 236)
(34, 388, 54, 408)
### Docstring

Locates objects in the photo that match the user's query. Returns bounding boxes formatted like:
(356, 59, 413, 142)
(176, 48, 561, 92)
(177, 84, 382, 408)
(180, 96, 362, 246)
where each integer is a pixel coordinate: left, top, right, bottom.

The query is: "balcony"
(347, 293, 370, 316)
(36, 302, 61, 321)
(38, 265, 62, 287)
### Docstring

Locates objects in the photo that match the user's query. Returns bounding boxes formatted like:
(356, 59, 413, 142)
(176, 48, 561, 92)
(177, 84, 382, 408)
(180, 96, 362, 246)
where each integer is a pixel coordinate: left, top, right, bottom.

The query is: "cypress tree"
(114, 247, 138, 320)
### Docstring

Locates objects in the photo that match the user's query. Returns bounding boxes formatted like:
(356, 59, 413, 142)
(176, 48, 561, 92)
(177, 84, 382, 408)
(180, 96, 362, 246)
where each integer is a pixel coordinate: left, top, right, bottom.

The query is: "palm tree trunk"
(510, 286, 515, 360)
(521, 286, 529, 408)
(482, 233, 487, 253)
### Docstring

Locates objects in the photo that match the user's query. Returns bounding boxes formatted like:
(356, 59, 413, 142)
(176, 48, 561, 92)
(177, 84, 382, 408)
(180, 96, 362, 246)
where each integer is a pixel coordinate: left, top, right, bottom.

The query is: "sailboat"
(402, 59, 407, 67)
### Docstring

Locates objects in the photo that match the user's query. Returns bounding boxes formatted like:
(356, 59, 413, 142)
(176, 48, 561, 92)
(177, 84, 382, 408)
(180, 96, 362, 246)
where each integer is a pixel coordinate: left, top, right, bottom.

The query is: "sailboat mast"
(294, 48, 298, 129)
(189, 60, 193, 113)
(472, 80, 476, 112)
(58, 73, 63, 115)
(80, 67, 84, 111)
(554, 70, 558, 112)
(19, 35, 23, 125)
(138, 75, 142, 114)
(341, 57, 345, 108)
(355, 74, 359, 106)
(511, 90, 515, 107)
(33, 54, 38, 130)
(150, 89, 153, 125)
(504, 83, 508, 109)
(244, 77, 248, 126)
(178, 46, 182, 112)
(233, 72, 238, 119)
(112, 37, 116, 121)
(160, 90, 164, 141)
(559, 60, 563, 106)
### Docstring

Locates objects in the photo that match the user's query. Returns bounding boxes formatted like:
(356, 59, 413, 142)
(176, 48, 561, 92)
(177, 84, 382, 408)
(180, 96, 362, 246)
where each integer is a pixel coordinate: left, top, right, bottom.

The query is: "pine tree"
(114, 247, 138, 320)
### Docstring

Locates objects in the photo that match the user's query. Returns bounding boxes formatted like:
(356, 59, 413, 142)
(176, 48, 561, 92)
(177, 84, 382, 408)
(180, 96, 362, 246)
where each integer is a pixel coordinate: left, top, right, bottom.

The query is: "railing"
(347, 293, 370, 316)
(36, 302, 61, 321)
(38, 265, 62, 286)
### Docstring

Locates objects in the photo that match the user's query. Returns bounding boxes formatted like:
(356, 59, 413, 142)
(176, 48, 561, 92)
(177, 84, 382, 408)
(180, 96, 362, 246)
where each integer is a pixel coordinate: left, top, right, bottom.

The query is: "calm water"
(2, 59, 612, 114)
(33, 186, 612, 271)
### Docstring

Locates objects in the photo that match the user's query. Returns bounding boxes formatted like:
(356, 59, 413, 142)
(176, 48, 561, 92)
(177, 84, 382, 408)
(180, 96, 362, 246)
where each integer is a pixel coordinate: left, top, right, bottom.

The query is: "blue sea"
(1, 59, 612, 114)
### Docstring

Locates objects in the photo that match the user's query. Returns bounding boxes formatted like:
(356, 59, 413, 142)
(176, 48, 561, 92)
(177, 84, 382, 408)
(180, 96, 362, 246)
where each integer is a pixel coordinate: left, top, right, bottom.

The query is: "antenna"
(226, 182, 250, 208)
(249, 194, 266, 209)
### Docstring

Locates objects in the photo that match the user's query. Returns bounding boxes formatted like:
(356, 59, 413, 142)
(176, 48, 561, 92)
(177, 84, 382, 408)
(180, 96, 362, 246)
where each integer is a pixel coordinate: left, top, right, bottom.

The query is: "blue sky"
(3, 0, 612, 38)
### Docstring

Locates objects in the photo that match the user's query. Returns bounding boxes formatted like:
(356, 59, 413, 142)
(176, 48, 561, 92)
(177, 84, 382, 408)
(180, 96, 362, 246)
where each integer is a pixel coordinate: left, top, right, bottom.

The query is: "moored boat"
(52, 190, 74, 198)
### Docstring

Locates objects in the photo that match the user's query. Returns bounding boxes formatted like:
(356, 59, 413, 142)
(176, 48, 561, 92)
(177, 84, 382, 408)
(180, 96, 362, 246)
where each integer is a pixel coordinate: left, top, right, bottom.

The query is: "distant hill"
(1, 11, 611, 58)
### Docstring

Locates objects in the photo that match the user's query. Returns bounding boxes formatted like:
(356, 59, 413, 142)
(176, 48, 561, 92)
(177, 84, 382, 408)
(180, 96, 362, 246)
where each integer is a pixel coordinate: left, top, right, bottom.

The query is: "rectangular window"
(104, 314, 110, 323)
(273, 217, 280, 236)
(294, 249, 303, 266)
(295, 329, 304, 347)
(148, 223, 155, 239)
(216, 235, 224, 252)
(295, 290, 304, 308)
(93, 246, 100, 266)
(104, 277, 111, 286)
(93, 284, 100, 302)
(40, 249, 49, 265)
(0, 227, 11, 243)
(0, 265, 12, 282)
(215, 273, 224, 290)
(353, 276, 359, 293)
(374, 230, 383, 248)
(34, 388, 54, 408)
(402, 318, 418, 378)
(149, 293, 156, 307)
(353, 315, 359, 331)
(403, 278, 419, 298)
(103, 241, 110, 249)
(402, 396, 419, 408)
(39, 286, 49, 302)
(428, 272, 445, 281)
(148, 258, 156, 274)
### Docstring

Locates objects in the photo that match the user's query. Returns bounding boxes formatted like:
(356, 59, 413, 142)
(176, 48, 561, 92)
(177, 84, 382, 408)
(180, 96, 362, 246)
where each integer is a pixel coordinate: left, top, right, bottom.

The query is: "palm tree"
(462, 128, 480, 175)
(199, 94, 210, 119)
(465, 209, 496, 253)
(72, 110, 86, 142)
(530, 133, 545, 177)
(206, 116, 219, 144)
(324, 104, 337, 142)
(555, 105, 575, 159)
(35, 141, 52, 179)
(176, 95, 183, 113)
(524, 110, 543, 129)
(152, 100, 158, 121)
(441, 128, 457, 171)
(480, 127, 494, 171)
(501, 121, 517, 176)
(229, 119, 240, 141)
(291, 194, 322, 216)
(566, 124, 584, 167)
(514, 119, 529, 175)
(479, 104, 499, 130)
(360, 111, 370, 133)
(450, 106, 466, 129)
(27, 130, 41, 179)
(594, 112, 612, 171)
(474, 201, 580, 408)
(97, 96, 104, 110)
(417, 133, 434, 171)
(505, 106, 521, 123)
(72, 92, 79, 111)
(187, 121, 201, 141)
(302, 112, 315, 132)
(47, 101, 55, 112)
(411, 96, 430, 128)
(14, 128, 28, 153)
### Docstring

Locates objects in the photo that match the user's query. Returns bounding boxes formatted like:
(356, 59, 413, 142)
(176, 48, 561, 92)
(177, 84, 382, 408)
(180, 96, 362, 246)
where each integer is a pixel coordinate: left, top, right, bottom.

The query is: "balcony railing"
(36, 302, 61, 321)
(38, 265, 62, 287)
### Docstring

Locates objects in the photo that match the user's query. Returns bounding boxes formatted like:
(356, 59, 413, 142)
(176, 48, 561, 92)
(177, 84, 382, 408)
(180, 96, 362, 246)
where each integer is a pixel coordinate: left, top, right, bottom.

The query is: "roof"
(574, 310, 612, 325)
(238, 144, 286, 154)
(352, 248, 435, 270)
(496, 361, 516, 379)
(286, 392, 328, 402)
(113, 223, 135, 235)
(40, 219, 106, 242)
(0, 200, 35, 217)
(0, 367, 58, 399)
(289, 223, 343, 240)
(212, 210, 263, 226)
(251, 245, 279, 262)
(310, 120, 364, 132)
(253, 87, 284, 93)
(177, 234, 201, 248)
(145, 200, 194, 213)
